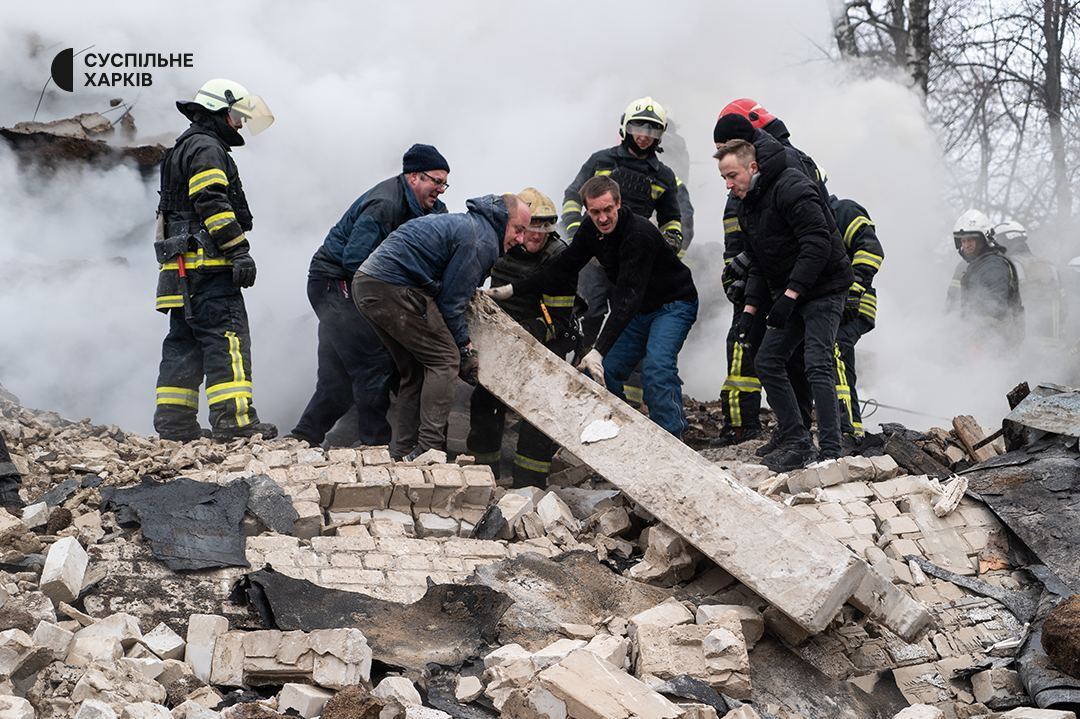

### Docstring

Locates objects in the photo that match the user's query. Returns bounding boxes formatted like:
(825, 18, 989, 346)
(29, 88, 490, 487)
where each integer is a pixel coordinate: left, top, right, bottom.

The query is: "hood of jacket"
(743, 129, 790, 204)
(466, 194, 509, 254)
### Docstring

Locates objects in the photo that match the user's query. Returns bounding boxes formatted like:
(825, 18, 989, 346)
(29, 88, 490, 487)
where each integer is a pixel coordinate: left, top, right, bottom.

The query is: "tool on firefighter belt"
(176, 253, 194, 321)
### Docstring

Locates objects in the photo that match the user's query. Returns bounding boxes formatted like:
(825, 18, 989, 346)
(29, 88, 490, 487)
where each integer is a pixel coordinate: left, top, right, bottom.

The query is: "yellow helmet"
(518, 187, 558, 232)
(620, 96, 667, 139)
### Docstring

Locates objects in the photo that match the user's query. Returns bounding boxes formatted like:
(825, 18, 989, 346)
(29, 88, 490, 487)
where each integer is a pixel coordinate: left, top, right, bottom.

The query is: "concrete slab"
(467, 295, 865, 633)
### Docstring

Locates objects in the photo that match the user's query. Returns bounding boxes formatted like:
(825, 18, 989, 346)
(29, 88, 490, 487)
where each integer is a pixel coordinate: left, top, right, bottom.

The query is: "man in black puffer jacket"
(715, 138, 852, 472)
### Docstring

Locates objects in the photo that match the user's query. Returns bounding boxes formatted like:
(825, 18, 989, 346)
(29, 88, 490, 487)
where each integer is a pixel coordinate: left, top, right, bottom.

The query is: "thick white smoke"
(0, 1, 1066, 435)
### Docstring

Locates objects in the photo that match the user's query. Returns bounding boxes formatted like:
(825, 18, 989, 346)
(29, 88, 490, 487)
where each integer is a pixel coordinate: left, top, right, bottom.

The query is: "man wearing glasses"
(290, 144, 450, 447)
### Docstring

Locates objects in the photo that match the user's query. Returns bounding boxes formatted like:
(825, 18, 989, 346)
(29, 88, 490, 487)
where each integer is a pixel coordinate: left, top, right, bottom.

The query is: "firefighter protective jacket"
(155, 119, 253, 312)
(830, 196, 884, 327)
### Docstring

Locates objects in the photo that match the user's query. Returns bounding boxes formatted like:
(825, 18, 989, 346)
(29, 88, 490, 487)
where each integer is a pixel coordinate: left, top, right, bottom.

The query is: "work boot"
(755, 431, 781, 457)
(763, 444, 818, 473)
(284, 432, 317, 447)
(708, 425, 762, 448)
(159, 427, 210, 442)
(212, 422, 278, 441)
(400, 446, 424, 462)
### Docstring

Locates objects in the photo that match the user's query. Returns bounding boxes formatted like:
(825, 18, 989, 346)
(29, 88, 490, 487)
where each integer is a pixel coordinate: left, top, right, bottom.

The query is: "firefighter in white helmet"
(946, 209, 1024, 345)
(152, 78, 277, 442)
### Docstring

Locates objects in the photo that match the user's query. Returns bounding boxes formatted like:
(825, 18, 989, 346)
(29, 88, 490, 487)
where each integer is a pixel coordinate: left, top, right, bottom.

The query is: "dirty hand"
(231, 253, 257, 288)
(483, 285, 514, 301)
(459, 346, 479, 385)
(576, 348, 605, 385)
(766, 294, 797, 329)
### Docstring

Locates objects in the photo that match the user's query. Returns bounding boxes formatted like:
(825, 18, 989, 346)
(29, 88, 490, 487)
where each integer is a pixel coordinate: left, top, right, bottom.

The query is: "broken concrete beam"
(538, 648, 681, 719)
(467, 294, 866, 633)
(40, 536, 89, 604)
(848, 568, 931, 642)
(278, 683, 334, 719)
(184, 614, 228, 683)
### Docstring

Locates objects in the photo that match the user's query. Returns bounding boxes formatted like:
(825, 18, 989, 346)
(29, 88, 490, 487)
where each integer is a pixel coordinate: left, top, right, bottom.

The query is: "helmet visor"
(625, 120, 664, 139)
(529, 217, 558, 233)
(229, 94, 275, 135)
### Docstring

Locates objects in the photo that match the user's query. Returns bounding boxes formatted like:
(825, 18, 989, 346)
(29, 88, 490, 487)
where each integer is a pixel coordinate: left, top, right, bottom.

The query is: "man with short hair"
(487, 176, 698, 438)
(290, 144, 450, 447)
(715, 139, 852, 471)
(467, 187, 578, 487)
(354, 194, 531, 461)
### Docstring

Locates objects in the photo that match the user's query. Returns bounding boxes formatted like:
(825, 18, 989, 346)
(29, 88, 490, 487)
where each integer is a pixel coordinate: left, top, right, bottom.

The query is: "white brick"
(184, 614, 229, 682)
(0, 696, 35, 719)
(40, 536, 89, 604)
(121, 702, 172, 719)
(373, 676, 422, 705)
(143, 622, 185, 660)
(75, 699, 117, 719)
(32, 620, 73, 660)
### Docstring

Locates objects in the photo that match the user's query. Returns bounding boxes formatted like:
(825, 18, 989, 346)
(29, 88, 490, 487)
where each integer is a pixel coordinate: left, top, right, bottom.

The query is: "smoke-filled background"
(0, 1, 1074, 435)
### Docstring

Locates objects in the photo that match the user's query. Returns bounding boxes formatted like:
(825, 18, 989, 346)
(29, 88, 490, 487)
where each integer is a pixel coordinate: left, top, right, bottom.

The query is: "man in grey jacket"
(354, 194, 532, 460)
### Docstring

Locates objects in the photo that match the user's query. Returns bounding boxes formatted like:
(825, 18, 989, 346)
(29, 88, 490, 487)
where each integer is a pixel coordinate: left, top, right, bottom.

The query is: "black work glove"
(722, 253, 751, 303)
(663, 229, 683, 253)
(231, 253, 257, 288)
(766, 294, 797, 329)
(459, 347, 479, 385)
(734, 311, 755, 345)
(843, 286, 864, 324)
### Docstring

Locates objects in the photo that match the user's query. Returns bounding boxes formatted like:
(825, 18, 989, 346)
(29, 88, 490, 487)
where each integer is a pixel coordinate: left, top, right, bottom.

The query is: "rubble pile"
(0, 381, 1079, 719)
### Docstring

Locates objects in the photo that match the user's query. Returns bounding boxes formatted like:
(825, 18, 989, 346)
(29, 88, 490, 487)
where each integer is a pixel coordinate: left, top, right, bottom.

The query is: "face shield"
(625, 120, 664, 139)
(529, 216, 558, 234)
(228, 94, 275, 135)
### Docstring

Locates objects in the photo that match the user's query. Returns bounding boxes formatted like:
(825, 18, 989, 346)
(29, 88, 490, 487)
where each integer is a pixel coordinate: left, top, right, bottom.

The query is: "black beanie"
(402, 143, 450, 174)
(713, 114, 755, 144)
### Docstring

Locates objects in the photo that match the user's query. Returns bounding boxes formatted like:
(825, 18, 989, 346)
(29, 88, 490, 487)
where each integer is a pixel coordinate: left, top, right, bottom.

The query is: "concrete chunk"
(695, 605, 764, 648)
(628, 598, 694, 636)
(0, 696, 35, 719)
(468, 295, 866, 633)
(892, 706, 945, 719)
(40, 536, 89, 604)
(0, 629, 33, 676)
(32, 620, 74, 660)
(170, 701, 219, 719)
(121, 703, 172, 719)
(456, 675, 484, 703)
(185, 614, 229, 683)
(75, 699, 118, 719)
(278, 684, 334, 719)
(971, 667, 1026, 710)
(373, 676, 422, 705)
(74, 612, 143, 650)
(536, 493, 581, 533)
(143, 622, 185, 660)
(66, 636, 123, 667)
(1000, 710, 1078, 718)
(584, 634, 629, 669)
(538, 649, 681, 719)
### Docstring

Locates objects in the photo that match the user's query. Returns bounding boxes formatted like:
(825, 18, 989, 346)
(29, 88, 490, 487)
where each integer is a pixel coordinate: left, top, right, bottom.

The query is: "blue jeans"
(755, 292, 844, 455)
(603, 300, 698, 437)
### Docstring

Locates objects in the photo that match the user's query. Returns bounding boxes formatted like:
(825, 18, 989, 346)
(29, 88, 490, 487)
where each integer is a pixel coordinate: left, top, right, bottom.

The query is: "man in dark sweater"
(485, 176, 698, 438)
(715, 139, 852, 472)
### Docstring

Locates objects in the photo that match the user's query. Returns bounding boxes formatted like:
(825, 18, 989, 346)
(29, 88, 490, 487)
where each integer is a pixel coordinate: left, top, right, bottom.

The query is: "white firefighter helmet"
(518, 187, 558, 233)
(620, 96, 668, 139)
(953, 208, 998, 256)
(177, 78, 275, 135)
(994, 219, 1028, 248)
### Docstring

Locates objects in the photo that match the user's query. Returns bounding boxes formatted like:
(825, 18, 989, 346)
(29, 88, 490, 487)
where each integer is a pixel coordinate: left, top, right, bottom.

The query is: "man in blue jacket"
(353, 194, 532, 461)
(290, 144, 450, 447)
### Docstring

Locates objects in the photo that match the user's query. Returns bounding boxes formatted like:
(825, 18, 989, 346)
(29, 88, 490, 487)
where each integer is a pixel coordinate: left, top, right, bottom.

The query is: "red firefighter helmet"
(719, 98, 776, 130)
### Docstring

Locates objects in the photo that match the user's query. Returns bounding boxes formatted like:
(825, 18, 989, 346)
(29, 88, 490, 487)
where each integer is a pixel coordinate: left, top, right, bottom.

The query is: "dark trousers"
(835, 317, 873, 436)
(352, 273, 459, 457)
(467, 387, 556, 488)
(755, 293, 845, 455)
(722, 305, 813, 430)
(154, 280, 263, 439)
(292, 278, 394, 446)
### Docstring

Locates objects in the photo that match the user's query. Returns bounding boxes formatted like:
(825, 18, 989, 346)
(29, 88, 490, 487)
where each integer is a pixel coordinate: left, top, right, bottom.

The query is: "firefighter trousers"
(467, 387, 556, 488)
(154, 281, 262, 439)
(835, 317, 873, 436)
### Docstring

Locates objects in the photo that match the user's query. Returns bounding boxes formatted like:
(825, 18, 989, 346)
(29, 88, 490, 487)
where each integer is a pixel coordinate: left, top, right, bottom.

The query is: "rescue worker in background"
(467, 188, 578, 487)
(831, 195, 884, 441)
(992, 220, 1064, 342)
(354, 195, 531, 462)
(289, 144, 450, 447)
(946, 209, 1025, 346)
(488, 176, 699, 438)
(716, 139, 852, 472)
(712, 101, 827, 447)
(153, 79, 277, 442)
(562, 97, 694, 407)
